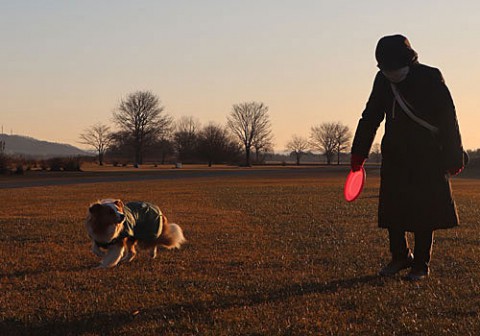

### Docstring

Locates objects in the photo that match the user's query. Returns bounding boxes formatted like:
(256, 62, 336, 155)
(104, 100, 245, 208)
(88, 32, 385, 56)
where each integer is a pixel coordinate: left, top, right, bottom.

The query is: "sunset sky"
(1, 1, 480, 152)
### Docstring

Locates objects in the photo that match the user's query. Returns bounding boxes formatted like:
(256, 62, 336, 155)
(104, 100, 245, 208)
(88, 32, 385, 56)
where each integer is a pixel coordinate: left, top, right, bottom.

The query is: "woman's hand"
(448, 166, 463, 176)
(351, 153, 366, 172)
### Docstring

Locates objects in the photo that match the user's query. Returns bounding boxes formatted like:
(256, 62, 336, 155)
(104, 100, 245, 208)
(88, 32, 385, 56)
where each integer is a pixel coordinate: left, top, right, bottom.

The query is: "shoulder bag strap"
(390, 83, 439, 135)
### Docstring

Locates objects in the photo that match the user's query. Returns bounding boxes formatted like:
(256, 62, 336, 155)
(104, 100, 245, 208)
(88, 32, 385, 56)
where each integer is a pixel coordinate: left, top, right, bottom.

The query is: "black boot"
(406, 266, 429, 281)
(379, 228, 413, 276)
(406, 230, 433, 281)
(379, 252, 414, 276)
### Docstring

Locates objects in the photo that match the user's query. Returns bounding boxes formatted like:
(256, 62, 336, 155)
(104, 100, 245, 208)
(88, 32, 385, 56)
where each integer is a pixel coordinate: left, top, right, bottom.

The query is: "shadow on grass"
(0, 312, 135, 336)
(1, 274, 383, 335)
(0, 264, 96, 279)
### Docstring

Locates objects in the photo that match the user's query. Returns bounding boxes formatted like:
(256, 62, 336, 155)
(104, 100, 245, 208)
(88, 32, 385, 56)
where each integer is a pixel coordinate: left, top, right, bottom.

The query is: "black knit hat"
(375, 34, 418, 70)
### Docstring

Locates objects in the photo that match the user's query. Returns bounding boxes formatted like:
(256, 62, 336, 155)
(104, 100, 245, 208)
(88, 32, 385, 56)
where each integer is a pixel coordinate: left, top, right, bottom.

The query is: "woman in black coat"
(351, 35, 465, 281)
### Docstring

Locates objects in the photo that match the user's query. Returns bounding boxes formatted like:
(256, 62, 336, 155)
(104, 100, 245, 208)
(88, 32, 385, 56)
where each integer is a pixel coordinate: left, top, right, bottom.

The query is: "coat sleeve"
(433, 69, 464, 170)
(351, 72, 388, 158)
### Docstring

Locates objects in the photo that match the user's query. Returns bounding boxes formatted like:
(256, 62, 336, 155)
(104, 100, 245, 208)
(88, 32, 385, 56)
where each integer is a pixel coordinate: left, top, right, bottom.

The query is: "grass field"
(1, 167, 480, 335)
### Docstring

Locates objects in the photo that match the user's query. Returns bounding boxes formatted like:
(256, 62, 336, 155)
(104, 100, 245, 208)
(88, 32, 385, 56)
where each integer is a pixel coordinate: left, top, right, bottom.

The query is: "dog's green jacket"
(121, 202, 163, 241)
(95, 202, 163, 248)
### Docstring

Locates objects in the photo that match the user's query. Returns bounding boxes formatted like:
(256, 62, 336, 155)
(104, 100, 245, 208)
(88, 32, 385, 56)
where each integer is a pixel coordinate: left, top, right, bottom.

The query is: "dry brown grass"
(1, 168, 479, 335)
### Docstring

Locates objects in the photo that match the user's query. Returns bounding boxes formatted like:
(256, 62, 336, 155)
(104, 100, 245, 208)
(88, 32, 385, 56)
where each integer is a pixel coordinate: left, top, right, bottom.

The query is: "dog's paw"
(120, 253, 129, 262)
(150, 247, 157, 259)
(93, 251, 106, 258)
(92, 245, 106, 257)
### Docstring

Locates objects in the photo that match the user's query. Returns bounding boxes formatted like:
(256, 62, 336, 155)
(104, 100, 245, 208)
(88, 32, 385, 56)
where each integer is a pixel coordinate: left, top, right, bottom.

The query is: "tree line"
(79, 90, 353, 167)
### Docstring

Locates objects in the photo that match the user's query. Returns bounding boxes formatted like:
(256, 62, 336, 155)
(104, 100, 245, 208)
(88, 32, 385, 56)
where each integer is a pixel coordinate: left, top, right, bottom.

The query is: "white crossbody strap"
(390, 83, 439, 135)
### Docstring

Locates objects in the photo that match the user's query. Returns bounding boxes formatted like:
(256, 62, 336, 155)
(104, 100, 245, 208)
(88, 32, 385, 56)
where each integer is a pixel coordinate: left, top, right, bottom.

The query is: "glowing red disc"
(344, 167, 366, 202)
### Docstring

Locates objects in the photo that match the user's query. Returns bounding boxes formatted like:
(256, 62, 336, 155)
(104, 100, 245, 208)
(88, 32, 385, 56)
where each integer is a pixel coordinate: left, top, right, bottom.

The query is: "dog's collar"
(95, 231, 130, 248)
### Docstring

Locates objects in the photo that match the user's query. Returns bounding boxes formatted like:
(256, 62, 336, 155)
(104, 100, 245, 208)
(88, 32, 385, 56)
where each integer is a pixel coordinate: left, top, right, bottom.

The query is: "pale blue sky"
(1, 1, 480, 151)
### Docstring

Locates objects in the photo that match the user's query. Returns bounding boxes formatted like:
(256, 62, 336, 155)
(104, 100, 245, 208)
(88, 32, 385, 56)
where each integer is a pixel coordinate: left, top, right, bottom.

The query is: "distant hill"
(0, 134, 91, 158)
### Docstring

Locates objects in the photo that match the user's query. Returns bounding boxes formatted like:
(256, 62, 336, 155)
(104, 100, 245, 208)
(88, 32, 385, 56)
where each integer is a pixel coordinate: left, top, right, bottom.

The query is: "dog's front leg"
(121, 240, 137, 262)
(91, 241, 106, 257)
(150, 246, 157, 259)
(98, 244, 125, 268)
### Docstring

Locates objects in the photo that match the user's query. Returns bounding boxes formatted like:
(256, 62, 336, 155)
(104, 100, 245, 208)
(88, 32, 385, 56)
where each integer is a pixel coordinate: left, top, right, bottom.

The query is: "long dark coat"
(352, 63, 464, 232)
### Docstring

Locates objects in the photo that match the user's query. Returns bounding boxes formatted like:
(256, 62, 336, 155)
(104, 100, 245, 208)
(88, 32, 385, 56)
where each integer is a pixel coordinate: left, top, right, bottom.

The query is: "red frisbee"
(344, 167, 366, 202)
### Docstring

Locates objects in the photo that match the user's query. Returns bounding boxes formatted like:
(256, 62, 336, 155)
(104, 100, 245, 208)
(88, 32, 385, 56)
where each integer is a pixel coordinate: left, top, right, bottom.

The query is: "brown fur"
(88, 204, 120, 236)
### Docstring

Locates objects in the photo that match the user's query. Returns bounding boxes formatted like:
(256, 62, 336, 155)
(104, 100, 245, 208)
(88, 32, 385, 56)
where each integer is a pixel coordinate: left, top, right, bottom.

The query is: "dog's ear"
(113, 200, 125, 212)
(89, 203, 104, 215)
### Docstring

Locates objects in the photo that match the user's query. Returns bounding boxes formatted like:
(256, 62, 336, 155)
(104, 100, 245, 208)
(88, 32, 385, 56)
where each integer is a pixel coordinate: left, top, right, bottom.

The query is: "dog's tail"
(159, 220, 186, 249)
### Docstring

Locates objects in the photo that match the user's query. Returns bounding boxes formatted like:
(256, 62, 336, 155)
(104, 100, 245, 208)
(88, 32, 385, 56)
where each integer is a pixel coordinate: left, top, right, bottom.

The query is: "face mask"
(382, 66, 410, 83)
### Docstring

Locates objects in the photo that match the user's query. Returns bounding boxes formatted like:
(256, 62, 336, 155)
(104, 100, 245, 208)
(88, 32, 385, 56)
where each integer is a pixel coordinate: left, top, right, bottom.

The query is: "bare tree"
(370, 142, 381, 163)
(286, 135, 309, 165)
(310, 122, 351, 165)
(227, 102, 272, 166)
(198, 123, 241, 167)
(107, 130, 134, 163)
(79, 123, 112, 165)
(252, 131, 274, 164)
(310, 123, 337, 165)
(112, 91, 172, 164)
(0, 140, 7, 174)
(173, 116, 200, 163)
(154, 127, 175, 165)
(333, 122, 352, 165)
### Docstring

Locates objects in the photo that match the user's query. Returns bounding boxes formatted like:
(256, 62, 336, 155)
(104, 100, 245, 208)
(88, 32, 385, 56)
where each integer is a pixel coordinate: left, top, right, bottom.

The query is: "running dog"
(85, 199, 185, 268)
